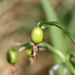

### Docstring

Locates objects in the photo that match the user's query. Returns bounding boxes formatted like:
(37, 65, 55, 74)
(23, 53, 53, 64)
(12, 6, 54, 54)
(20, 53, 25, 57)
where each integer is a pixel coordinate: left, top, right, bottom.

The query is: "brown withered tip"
(31, 44, 38, 58)
(29, 44, 39, 64)
(11, 64, 16, 75)
(29, 56, 35, 64)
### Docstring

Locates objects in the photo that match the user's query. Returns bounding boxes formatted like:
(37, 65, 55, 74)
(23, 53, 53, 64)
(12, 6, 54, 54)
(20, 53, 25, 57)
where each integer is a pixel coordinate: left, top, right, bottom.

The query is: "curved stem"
(20, 41, 75, 74)
(39, 42, 75, 74)
(39, 42, 65, 62)
(38, 21, 75, 43)
(10, 42, 34, 52)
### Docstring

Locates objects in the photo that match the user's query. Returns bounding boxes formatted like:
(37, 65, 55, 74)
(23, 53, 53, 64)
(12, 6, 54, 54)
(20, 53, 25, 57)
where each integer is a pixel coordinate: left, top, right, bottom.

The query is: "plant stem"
(67, 9, 75, 47)
(40, 0, 70, 75)
(39, 42, 75, 74)
(38, 21, 75, 43)
(19, 41, 75, 74)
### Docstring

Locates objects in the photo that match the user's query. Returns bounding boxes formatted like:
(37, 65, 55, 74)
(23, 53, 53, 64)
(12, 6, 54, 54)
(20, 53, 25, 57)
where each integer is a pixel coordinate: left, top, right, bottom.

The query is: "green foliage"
(0, 0, 3, 2)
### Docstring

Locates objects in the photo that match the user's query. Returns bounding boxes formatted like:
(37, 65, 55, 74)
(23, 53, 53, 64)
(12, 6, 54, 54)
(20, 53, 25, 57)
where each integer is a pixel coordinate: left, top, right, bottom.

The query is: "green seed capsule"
(7, 49, 18, 64)
(31, 27, 43, 44)
(25, 48, 31, 56)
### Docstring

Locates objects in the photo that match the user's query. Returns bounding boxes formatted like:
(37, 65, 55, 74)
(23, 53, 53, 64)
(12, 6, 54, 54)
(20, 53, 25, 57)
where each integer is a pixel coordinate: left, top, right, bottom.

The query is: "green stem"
(39, 42, 65, 62)
(20, 41, 75, 74)
(41, 0, 71, 74)
(67, 9, 75, 47)
(39, 42, 75, 74)
(38, 21, 75, 43)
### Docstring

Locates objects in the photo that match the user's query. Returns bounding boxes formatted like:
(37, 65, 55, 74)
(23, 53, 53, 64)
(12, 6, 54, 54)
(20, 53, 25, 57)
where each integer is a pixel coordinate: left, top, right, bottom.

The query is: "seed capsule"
(7, 49, 18, 64)
(25, 48, 31, 56)
(31, 27, 43, 44)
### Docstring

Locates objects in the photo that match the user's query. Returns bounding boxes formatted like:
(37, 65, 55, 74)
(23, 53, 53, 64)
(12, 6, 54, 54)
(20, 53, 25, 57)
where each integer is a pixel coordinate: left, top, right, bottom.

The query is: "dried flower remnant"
(31, 44, 39, 60)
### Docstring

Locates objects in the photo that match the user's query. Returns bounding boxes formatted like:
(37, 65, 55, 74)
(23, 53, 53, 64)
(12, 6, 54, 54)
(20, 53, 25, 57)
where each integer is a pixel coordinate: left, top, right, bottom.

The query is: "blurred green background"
(0, 0, 75, 75)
